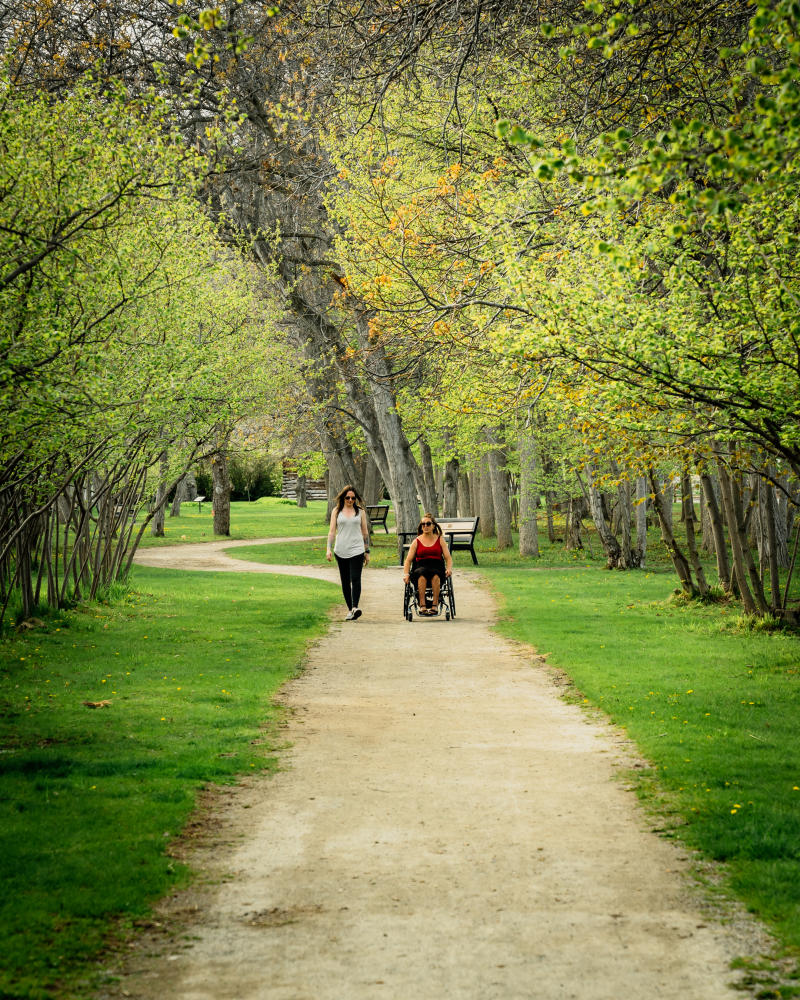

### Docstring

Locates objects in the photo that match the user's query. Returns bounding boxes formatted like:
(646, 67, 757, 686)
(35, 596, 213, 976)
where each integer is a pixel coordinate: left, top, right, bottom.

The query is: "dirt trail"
(116, 542, 769, 999)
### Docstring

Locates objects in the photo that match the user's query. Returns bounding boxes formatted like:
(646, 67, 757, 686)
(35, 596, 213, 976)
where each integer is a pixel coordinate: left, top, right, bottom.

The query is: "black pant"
(335, 553, 364, 610)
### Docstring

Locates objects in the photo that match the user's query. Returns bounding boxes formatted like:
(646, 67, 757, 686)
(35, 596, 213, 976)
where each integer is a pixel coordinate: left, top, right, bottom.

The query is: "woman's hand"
(326, 549, 332, 562)
(364, 552, 370, 565)
(402, 572, 409, 583)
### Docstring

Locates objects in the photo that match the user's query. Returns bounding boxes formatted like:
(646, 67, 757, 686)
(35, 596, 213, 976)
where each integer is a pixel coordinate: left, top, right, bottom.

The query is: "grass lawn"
(136, 496, 330, 547)
(0, 566, 338, 1000)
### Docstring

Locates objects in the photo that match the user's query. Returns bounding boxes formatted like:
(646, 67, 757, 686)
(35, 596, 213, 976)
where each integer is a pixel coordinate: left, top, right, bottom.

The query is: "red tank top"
(415, 536, 443, 560)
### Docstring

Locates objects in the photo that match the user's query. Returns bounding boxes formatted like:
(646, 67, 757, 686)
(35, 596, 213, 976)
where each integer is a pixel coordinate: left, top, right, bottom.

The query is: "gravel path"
(112, 541, 769, 999)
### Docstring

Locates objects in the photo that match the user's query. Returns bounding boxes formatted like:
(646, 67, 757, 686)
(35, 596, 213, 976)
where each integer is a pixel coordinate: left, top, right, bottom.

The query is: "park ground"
(1, 499, 800, 998)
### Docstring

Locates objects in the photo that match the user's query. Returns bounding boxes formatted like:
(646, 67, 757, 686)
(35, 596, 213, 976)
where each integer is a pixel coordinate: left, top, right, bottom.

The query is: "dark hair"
(417, 513, 442, 536)
(335, 484, 362, 514)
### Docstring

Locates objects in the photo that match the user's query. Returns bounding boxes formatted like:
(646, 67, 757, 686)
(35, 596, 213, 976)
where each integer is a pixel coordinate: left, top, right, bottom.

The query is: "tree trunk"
(761, 476, 781, 611)
(565, 496, 583, 550)
(435, 464, 445, 509)
(354, 330, 419, 537)
(700, 481, 714, 552)
(617, 477, 633, 567)
(486, 429, 512, 549)
(774, 481, 790, 569)
(582, 465, 624, 568)
(635, 476, 648, 568)
(681, 472, 709, 596)
(170, 472, 189, 517)
(649, 468, 696, 593)
(416, 436, 438, 516)
(518, 426, 540, 557)
(458, 470, 471, 516)
(716, 459, 767, 615)
(150, 450, 168, 537)
(321, 422, 357, 519)
(478, 459, 495, 537)
(363, 454, 382, 506)
(296, 474, 308, 508)
(545, 489, 556, 543)
(699, 471, 730, 591)
(211, 446, 232, 536)
(761, 472, 789, 568)
(443, 456, 459, 518)
(660, 477, 674, 532)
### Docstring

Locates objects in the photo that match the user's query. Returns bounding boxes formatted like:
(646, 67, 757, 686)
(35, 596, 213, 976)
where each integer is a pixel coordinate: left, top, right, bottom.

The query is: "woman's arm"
(325, 508, 337, 561)
(360, 509, 370, 563)
(402, 539, 418, 581)
(440, 536, 453, 575)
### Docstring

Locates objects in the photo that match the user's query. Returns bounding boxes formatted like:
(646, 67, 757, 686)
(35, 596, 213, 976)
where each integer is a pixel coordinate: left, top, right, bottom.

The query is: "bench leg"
(470, 546, 478, 565)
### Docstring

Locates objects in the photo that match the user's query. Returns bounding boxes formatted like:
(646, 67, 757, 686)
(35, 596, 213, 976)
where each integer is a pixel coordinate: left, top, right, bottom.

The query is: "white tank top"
(334, 509, 365, 558)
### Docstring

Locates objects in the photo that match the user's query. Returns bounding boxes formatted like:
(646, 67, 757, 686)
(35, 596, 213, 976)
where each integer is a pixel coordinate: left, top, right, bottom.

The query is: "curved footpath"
(112, 540, 770, 999)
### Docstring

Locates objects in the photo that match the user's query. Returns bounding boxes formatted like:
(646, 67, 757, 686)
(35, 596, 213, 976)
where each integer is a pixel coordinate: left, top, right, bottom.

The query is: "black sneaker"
(351, 608, 362, 620)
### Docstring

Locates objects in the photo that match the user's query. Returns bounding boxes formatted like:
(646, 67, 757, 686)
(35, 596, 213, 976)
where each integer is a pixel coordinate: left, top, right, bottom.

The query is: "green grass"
(136, 496, 329, 547)
(484, 564, 800, 952)
(0, 566, 338, 1000)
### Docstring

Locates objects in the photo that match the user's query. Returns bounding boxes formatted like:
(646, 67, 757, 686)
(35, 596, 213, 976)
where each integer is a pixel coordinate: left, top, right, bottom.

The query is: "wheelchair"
(403, 567, 456, 621)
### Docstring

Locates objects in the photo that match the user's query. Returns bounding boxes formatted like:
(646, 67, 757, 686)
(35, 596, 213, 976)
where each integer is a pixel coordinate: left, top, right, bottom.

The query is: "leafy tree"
(0, 74, 292, 622)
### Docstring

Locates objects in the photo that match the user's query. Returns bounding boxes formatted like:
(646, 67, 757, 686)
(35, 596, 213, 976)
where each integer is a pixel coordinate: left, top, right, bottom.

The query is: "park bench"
(365, 503, 390, 534)
(397, 516, 480, 566)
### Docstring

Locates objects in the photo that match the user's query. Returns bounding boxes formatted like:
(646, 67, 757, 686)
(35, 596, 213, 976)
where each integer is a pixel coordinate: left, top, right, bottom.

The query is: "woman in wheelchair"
(403, 514, 453, 616)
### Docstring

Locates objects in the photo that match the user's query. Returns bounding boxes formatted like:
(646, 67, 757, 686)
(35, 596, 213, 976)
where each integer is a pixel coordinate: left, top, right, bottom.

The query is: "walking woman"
(326, 485, 370, 620)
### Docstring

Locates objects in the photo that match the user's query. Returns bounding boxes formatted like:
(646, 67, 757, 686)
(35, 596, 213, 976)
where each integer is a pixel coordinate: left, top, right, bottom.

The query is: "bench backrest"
(437, 518, 478, 536)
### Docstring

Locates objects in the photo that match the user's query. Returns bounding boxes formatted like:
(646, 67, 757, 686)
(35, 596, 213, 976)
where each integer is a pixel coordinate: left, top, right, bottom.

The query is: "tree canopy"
(3, 0, 800, 618)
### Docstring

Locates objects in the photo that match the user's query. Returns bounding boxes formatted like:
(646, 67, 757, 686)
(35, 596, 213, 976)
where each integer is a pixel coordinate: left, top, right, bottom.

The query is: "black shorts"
(411, 559, 446, 586)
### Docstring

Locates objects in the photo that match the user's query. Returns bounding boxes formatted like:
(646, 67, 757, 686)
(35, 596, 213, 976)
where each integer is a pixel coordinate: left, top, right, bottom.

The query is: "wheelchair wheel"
(402, 584, 411, 620)
(447, 584, 456, 619)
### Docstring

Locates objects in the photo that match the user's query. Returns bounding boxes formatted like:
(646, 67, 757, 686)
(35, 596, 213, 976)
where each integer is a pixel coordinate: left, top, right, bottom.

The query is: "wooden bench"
(365, 503, 390, 534)
(397, 516, 480, 565)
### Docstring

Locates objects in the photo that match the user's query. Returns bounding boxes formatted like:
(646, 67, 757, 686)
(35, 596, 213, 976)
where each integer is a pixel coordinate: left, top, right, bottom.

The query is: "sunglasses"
(421, 521, 434, 526)
(345, 495, 356, 500)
